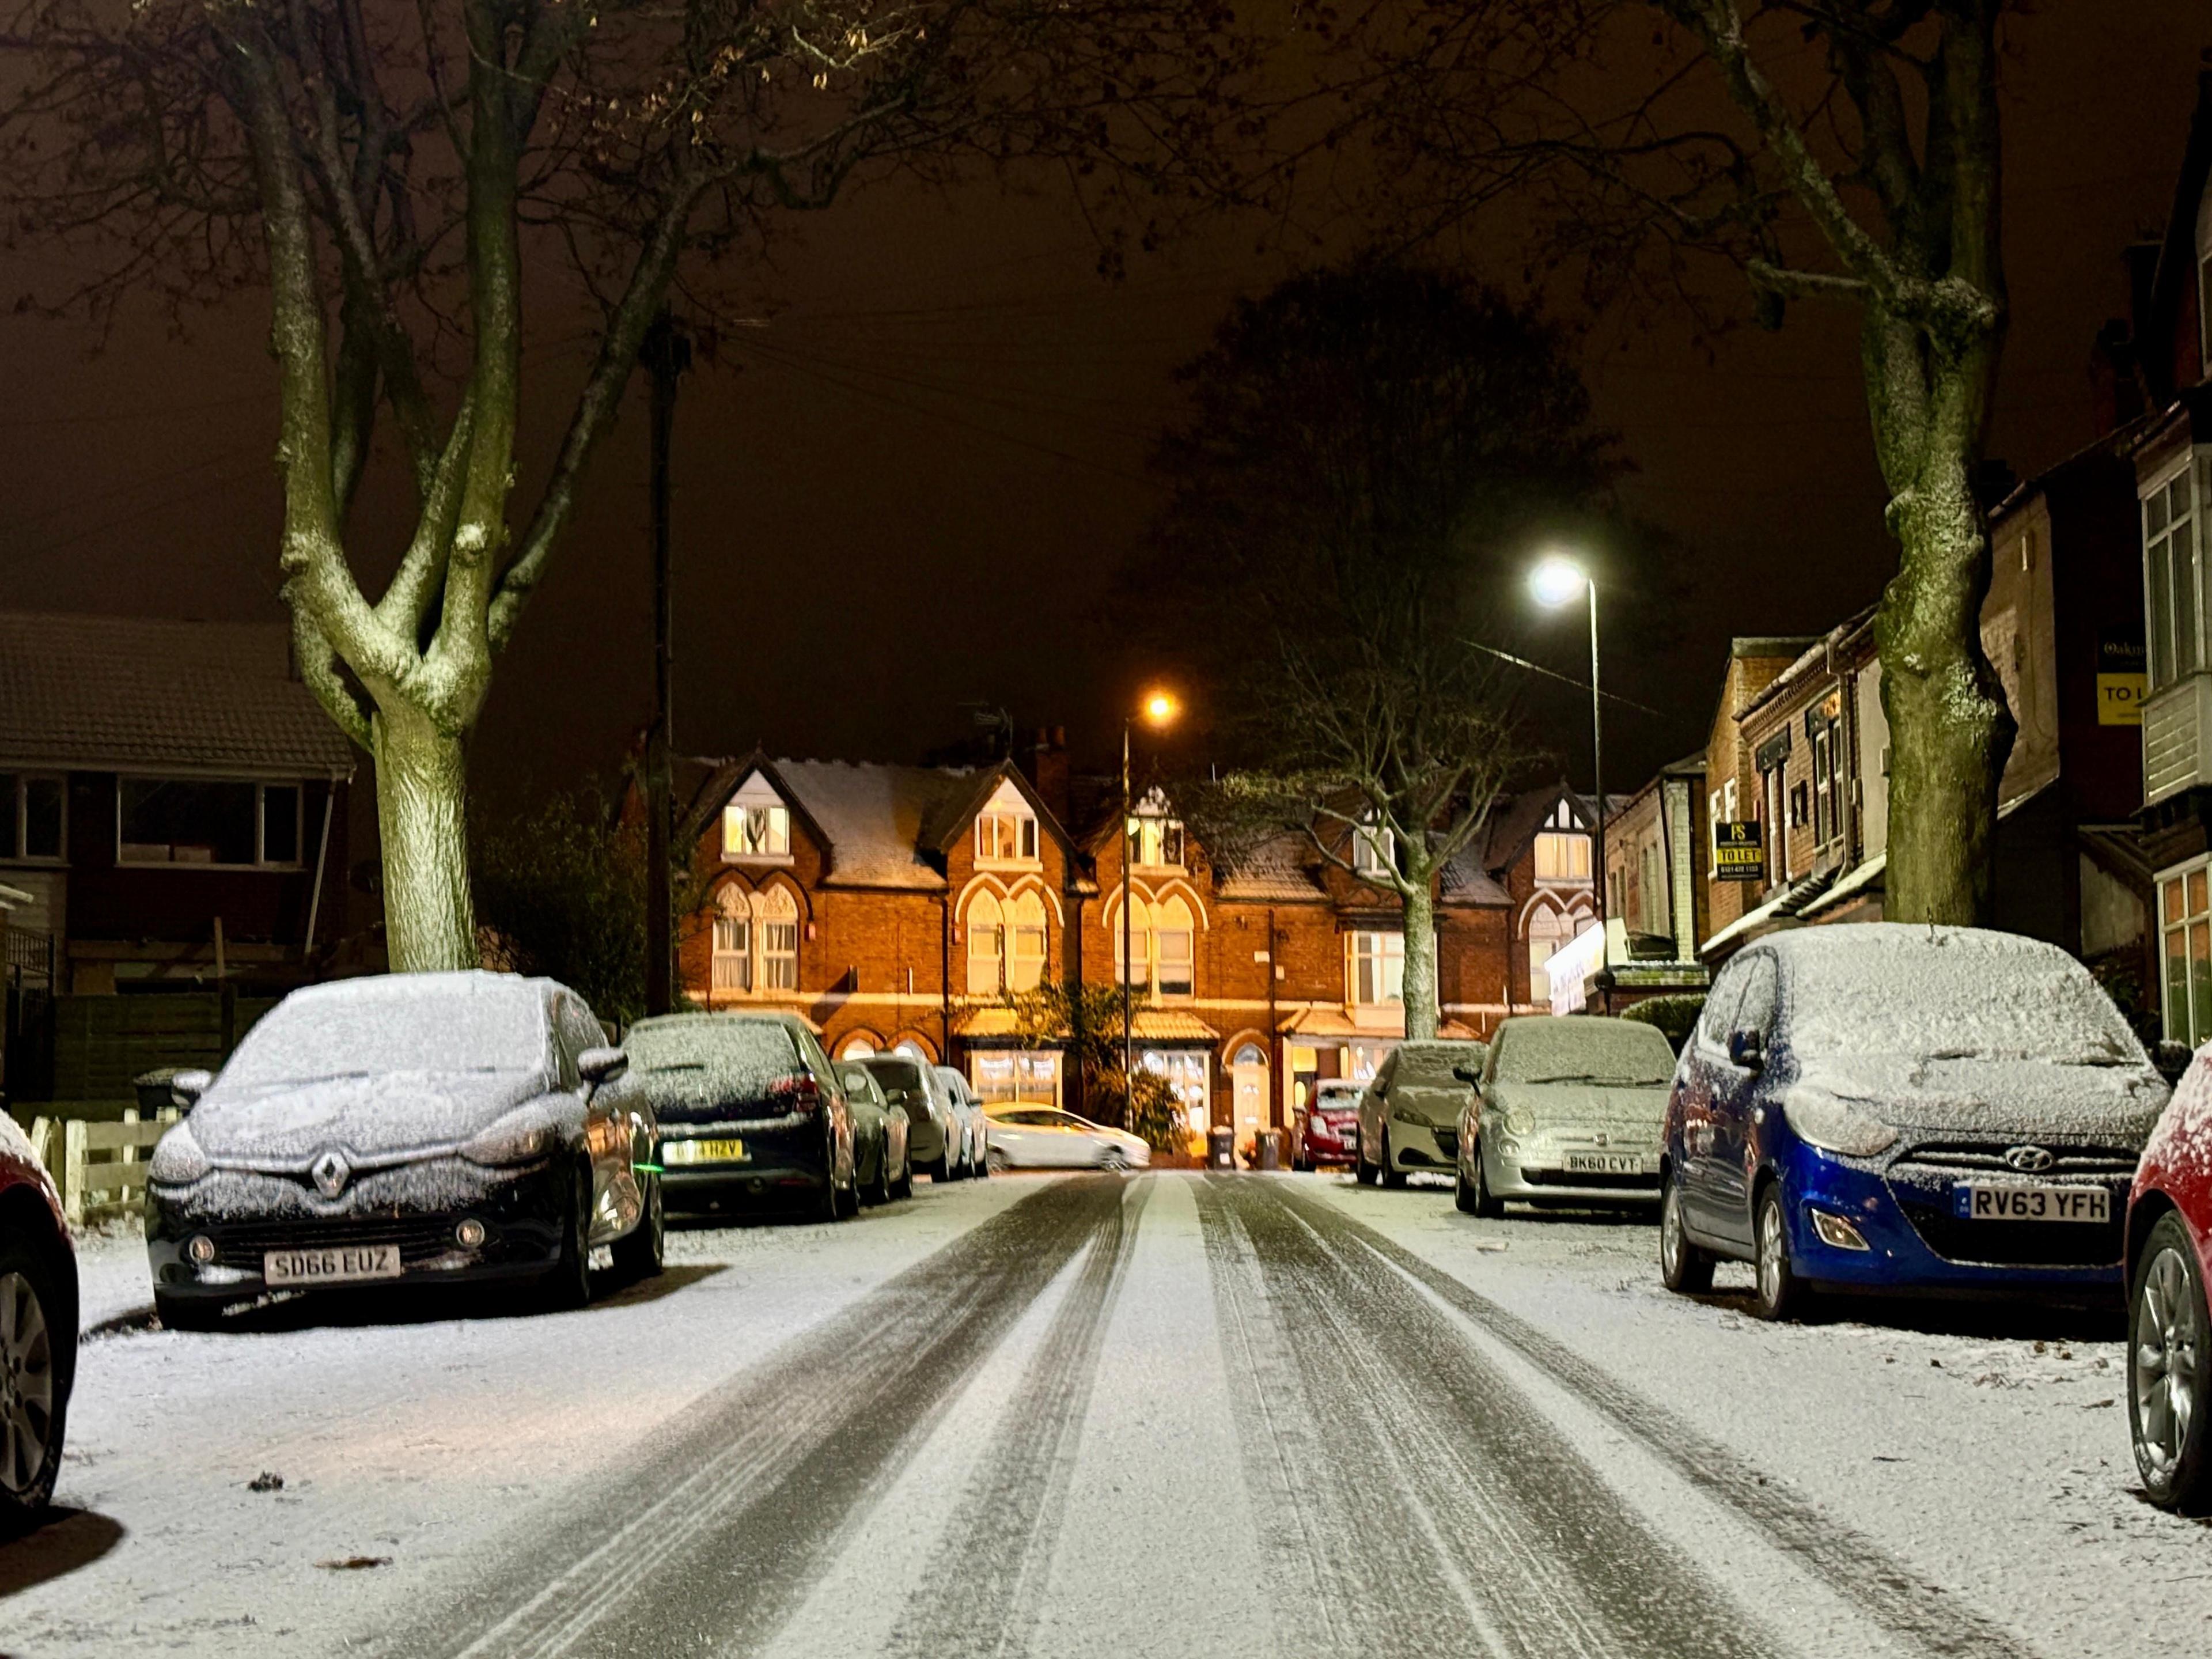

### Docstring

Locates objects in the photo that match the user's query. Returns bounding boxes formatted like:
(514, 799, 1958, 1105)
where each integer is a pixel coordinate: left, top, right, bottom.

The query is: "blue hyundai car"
(1659, 925, 2171, 1320)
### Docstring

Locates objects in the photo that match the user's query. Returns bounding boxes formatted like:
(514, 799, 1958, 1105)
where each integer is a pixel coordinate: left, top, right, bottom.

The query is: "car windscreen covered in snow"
(223, 975, 546, 1086)
(1492, 1018, 1674, 1087)
(861, 1058, 926, 1100)
(1781, 929, 2144, 1067)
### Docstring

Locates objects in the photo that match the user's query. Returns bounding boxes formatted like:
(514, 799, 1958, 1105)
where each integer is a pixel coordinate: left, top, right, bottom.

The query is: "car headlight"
(1781, 1088, 1899, 1158)
(460, 1107, 562, 1167)
(1503, 1109, 1536, 1137)
(149, 1120, 211, 1185)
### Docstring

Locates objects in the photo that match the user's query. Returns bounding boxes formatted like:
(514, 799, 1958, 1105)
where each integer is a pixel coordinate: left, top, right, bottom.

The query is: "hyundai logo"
(310, 1150, 351, 1198)
(2003, 1145, 2056, 1175)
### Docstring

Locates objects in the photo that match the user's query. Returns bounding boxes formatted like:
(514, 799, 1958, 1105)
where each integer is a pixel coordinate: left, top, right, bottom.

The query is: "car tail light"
(771, 1074, 822, 1113)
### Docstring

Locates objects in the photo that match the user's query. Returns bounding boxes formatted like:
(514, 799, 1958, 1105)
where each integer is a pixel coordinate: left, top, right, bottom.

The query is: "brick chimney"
(1019, 726, 1071, 824)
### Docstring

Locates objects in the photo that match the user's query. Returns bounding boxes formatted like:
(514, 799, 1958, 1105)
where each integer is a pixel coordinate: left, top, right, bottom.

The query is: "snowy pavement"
(3, 1172, 2206, 1657)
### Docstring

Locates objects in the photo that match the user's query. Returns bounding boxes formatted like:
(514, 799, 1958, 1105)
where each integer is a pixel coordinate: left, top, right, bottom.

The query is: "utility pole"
(643, 310, 691, 1017)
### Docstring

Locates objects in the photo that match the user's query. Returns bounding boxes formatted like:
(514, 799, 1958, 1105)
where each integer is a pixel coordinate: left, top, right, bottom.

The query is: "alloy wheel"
(2136, 1244, 2203, 1487)
(0, 1271, 54, 1497)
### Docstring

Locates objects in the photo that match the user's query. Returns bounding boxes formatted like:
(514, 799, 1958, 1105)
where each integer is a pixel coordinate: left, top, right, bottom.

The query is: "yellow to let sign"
(2097, 673, 2146, 726)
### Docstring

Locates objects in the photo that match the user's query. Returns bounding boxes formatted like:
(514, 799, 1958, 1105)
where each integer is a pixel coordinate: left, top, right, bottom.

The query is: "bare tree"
(1, 0, 1245, 968)
(1209, 643, 1520, 1040)
(1309, 0, 2017, 925)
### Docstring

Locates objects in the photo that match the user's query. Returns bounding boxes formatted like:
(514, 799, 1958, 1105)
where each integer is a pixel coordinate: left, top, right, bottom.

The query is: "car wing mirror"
(2153, 1040, 2194, 1086)
(170, 1068, 214, 1108)
(578, 1046, 628, 1087)
(1452, 1065, 1482, 1087)
(1726, 1029, 1764, 1072)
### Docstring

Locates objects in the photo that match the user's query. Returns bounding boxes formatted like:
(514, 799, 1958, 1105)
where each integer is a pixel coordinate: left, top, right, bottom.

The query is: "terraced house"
(668, 742, 1606, 1139)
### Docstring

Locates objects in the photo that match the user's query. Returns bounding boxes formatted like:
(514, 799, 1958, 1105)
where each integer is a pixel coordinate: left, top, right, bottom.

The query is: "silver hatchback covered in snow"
(1457, 1016, 1677, 1215)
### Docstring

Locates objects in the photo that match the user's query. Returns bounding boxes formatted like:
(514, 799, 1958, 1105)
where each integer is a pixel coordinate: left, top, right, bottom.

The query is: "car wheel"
(2132, 1211, 2211, 1512)
(1658, 1179, 1714, 1296)
(540, 1161, 595, 1311)
(1472, 1144, 1504, 1219)
(891, 1153, 914, 1202)
(0, 1241, 69, 1532)
(1751, 1187, 1804, 1322)
(1378, 1130, 1407, 1190)
(154, 1291, 226, 1334)
(930, 1154, 955, 1183)
(1354, 1135, 1377, 1185)
(611, 1172, 664, 1282)
(1453, 1163, 1479, 1214)
(1099, 1146, 1128, 1173)
(986, 1147, 1010, 1175)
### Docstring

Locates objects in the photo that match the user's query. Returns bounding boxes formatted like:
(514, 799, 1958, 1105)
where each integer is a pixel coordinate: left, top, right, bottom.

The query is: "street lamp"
(1123, 689, 1180, 1109)
(1529, 554, 1608, 1008)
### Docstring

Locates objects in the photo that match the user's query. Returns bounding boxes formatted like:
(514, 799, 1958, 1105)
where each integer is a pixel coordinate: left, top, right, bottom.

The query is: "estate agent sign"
(1713, 820, 1765, 883)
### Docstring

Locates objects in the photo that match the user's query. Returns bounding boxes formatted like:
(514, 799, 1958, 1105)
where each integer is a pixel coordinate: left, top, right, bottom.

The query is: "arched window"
(1112, 896, 1150, 988)
(1528, 903, 1591, 1002)
(755, 885, 799, 992)
(967, 891, 1004, 995)
(839, 1035, 878, 1060)
(1006, 891, 1048, 991)
(1155, 896, 1195, 997)
(711, 888, 752, 992)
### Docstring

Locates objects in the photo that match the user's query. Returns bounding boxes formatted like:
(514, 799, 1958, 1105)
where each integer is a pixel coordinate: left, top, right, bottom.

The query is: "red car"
(1292, 1080, 1365, 1172)
(0, 1114, 75, 1530)
(2127, 1048, 2212, 1511)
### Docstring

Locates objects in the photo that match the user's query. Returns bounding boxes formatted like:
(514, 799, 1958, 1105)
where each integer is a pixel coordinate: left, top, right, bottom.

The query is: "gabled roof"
(1475, 783, 1624, 877)
(0, 611, 357, 777)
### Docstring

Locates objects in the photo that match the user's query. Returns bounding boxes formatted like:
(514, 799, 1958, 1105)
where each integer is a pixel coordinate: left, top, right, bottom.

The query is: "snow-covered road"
(3, 1172, 2204, 1656)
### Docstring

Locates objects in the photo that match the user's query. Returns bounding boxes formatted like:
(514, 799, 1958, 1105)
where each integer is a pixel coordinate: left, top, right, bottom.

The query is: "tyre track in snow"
(376, 1176, 1132, 1659)
(882, 1176, 1152, 1659)
(1275, 1185, 2040, 1659)
(1196, 1176, 1779, 1659)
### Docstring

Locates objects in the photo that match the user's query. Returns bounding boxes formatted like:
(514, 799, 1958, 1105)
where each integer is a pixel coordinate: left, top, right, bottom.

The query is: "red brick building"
(669, 745, 1603, 1138)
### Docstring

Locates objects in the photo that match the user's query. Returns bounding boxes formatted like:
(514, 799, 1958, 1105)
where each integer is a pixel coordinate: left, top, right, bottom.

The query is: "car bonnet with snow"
(167, 972, 569, 1166)
(1767, 927, 2167, 1149)
(1482, 1018, 1674, 1141)
(1305, 1081, 1363, 1143)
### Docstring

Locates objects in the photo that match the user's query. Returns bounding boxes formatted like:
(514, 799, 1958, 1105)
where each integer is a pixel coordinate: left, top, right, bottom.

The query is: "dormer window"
(1352, 820, 1393, 876)
(722, 776, 792, 862)
(1127, 815, 1185, 869)
(975, 780, 1041, 864)
(1533, 801, 1591, 881)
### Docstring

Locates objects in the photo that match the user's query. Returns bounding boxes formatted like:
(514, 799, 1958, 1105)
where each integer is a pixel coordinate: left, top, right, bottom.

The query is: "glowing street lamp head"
(1141, 690, 1180, 727)
(1529, 554, 1588, 609)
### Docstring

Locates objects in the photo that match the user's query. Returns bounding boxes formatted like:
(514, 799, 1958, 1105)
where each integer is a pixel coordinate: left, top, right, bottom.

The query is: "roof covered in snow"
(0, 611, 358, 777)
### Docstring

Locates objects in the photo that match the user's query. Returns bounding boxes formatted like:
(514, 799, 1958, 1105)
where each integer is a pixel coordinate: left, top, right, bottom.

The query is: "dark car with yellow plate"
(622, 1012, 859, 1221)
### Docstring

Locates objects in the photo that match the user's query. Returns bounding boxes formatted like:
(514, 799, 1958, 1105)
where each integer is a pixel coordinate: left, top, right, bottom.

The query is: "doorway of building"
(1230, 1043, 1268, 1150)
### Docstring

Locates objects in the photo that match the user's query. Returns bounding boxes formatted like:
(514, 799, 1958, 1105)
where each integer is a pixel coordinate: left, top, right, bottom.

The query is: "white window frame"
(713, 886, 799, 995)
(2144, 451, 2205, 692)
(976, 808, 1039, 866)
(1351, 820, 1395, 876)
(115, 777, 305, 870)
(711, 896, 752, 993)
(722, 801, 791, 862)
(1, 772, 66, 863)
(757, 888, 800, 991)
(1128, 812, 1186, 870)
(1347, 930, 1405, 1007)
(1533, 831, 1590, 882)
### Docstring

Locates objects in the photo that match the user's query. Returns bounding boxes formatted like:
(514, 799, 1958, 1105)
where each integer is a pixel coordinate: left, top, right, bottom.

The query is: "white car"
(984, 1106, 1152, 1171)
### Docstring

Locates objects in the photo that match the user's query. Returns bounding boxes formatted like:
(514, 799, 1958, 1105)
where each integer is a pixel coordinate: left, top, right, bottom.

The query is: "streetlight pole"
(1121, 718, 1134, 1097)
(1585, 579, 1608, 1014)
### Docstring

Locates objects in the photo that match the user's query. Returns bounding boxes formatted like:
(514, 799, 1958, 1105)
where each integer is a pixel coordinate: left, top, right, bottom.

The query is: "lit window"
(722, 801, 791, 860)
(756, 887, 799, 991)
(1128, 815, 1185, 868)
(2163, 865, 2212, 1047)
(117, 778, 302, 868)
(1007, 892, 1048, 991)
(967, 891, 1003, 994)
(1155, 896, 1194, 996)
(1533, 832, 1590, 881)
(1348, 931, 1404, 1006)
(1353, 821, 1394, 876)
(976, 809, 1038, 862)
(1113, 896, 1151, 987)
(711, 890, 752, 993)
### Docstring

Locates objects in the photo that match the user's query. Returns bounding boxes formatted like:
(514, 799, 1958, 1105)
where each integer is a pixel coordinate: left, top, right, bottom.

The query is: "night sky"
(0, 3, 2201, 818)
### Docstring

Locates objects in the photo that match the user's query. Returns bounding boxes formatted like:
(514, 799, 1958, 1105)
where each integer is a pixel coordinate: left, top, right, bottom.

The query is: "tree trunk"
(1399, 881, 1440, 1041)
(373, 704, 480, 971)
(1870, 360, 2014, 927)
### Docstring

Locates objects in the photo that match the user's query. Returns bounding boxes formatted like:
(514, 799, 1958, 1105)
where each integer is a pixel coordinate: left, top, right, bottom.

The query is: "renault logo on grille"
(2004, 1145, 2056, 1175)
(310, 1150, 351, 1198)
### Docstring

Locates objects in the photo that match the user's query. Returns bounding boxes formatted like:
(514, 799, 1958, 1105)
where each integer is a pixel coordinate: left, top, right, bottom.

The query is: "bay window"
(2161, 861, 2212, 1047)
(2146, 457, 2203, 690)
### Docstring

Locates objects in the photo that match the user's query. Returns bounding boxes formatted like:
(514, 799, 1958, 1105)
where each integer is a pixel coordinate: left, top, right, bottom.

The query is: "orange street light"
(1142, 690, 1180, 727)
(1123, 688, 1182, 1097)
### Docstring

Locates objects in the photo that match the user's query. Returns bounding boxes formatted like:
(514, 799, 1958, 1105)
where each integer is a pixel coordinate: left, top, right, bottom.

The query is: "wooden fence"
(25, 1104, 179, 1226)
